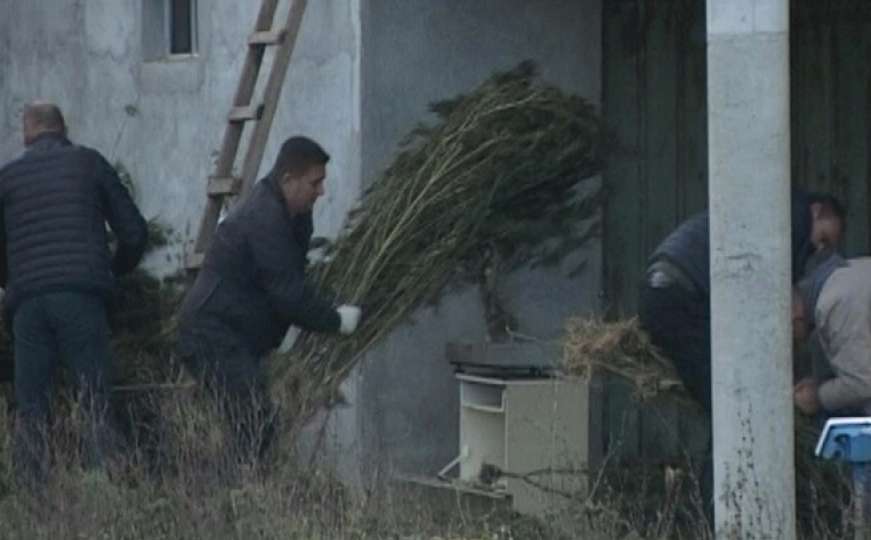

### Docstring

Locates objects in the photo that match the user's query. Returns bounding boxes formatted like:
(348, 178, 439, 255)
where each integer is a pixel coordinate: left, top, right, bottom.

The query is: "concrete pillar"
(706, 1, 796, 538)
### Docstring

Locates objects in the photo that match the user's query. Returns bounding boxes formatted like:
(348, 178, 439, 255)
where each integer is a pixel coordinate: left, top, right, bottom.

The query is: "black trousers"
(638, 282, 713, 524)
(638, 283, 711, 413)
(13, 292, 116, 483)
(177, 332, 276, 463)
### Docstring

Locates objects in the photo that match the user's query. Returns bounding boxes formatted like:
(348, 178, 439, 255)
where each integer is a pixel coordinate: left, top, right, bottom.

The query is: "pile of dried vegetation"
(271, 61, 610, 421)
(562, 317, 687, 401)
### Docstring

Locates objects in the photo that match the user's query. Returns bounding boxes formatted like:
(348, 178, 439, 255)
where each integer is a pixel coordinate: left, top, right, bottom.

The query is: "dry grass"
(0, 387, 712, 540)
(562, 317, 687, 402)
(0, 390, 524, 540)
(0, 375, 859, 539)
(0, 387, 707, 540)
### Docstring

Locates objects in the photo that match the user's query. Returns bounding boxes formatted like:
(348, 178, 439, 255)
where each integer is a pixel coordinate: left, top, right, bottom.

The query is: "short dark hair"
(270, 136, 330, 179)
(807, 192, 847, 223)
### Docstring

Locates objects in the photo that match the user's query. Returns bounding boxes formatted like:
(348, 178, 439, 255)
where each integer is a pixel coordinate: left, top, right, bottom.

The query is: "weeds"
(0, 377, 857, 539)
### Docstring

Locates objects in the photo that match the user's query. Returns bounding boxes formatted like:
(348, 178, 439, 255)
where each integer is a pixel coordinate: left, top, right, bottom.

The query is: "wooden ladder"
(185, 0, 308, 270)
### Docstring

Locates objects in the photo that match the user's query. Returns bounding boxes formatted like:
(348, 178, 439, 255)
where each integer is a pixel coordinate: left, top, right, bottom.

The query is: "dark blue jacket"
(0, 133, 148, 315)
(178, 175, 340, 357)
(650, 189, 814, 294)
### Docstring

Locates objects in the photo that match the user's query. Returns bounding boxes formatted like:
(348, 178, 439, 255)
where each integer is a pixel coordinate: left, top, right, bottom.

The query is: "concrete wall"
(0, 0, 363, 271)
(360, 0, 602, 186)
(313, 0, 604, 485)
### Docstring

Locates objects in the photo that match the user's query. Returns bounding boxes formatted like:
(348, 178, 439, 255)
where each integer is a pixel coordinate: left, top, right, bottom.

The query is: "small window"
(143, 0, 198, 61)
(169, 0, 196, 55)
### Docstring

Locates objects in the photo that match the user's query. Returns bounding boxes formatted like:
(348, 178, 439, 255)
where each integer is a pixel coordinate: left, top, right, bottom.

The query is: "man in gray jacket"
(177, 136, 361, 461)
(793, 255, 871, 416)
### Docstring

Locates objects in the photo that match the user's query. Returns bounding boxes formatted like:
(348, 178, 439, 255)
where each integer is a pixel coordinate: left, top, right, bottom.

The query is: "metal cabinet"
(456, 373, 591, 516)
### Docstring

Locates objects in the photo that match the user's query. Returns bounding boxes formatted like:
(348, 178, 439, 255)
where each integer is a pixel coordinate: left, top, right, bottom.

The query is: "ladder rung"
(248, 29, 286, 46)
(228, 104, 264, 122)
(207, 176, 242, 196)
(185, 251, 205, 270)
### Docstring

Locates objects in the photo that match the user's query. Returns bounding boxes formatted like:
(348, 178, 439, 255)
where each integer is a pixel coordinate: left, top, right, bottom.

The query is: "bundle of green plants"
(269, 61, 609, 421)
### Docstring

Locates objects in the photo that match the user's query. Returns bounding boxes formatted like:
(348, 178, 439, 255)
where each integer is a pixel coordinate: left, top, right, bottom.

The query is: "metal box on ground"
(440, 341, 601, 517)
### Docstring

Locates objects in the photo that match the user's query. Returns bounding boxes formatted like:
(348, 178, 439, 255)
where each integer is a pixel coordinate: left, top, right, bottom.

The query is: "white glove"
(307, 246, 334, 265)
(337, 305, 362, 335)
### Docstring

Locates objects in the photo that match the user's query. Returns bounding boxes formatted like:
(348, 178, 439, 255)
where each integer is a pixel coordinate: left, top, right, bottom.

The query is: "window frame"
(165, 0, 198, 58)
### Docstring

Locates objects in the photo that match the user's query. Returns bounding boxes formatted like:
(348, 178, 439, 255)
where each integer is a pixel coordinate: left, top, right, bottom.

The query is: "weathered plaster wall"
(0, 0, 363, 272)
(360, 0, 602, 186)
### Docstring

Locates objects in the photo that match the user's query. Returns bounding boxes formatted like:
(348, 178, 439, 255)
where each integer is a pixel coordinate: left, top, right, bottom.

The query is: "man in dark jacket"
(638, 190, 844, 412)
(177, 136, 361, 461)
(0, 102, 148, 482)
(637, 189, 844, 517)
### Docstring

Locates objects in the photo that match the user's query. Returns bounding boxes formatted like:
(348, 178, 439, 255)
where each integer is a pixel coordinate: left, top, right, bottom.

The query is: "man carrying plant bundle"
(177, 136, 362, 463)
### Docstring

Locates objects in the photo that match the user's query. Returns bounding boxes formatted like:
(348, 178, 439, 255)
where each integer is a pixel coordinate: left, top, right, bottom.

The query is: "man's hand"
(337, 305, 362, 335)
(794, 377, 821, 416)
